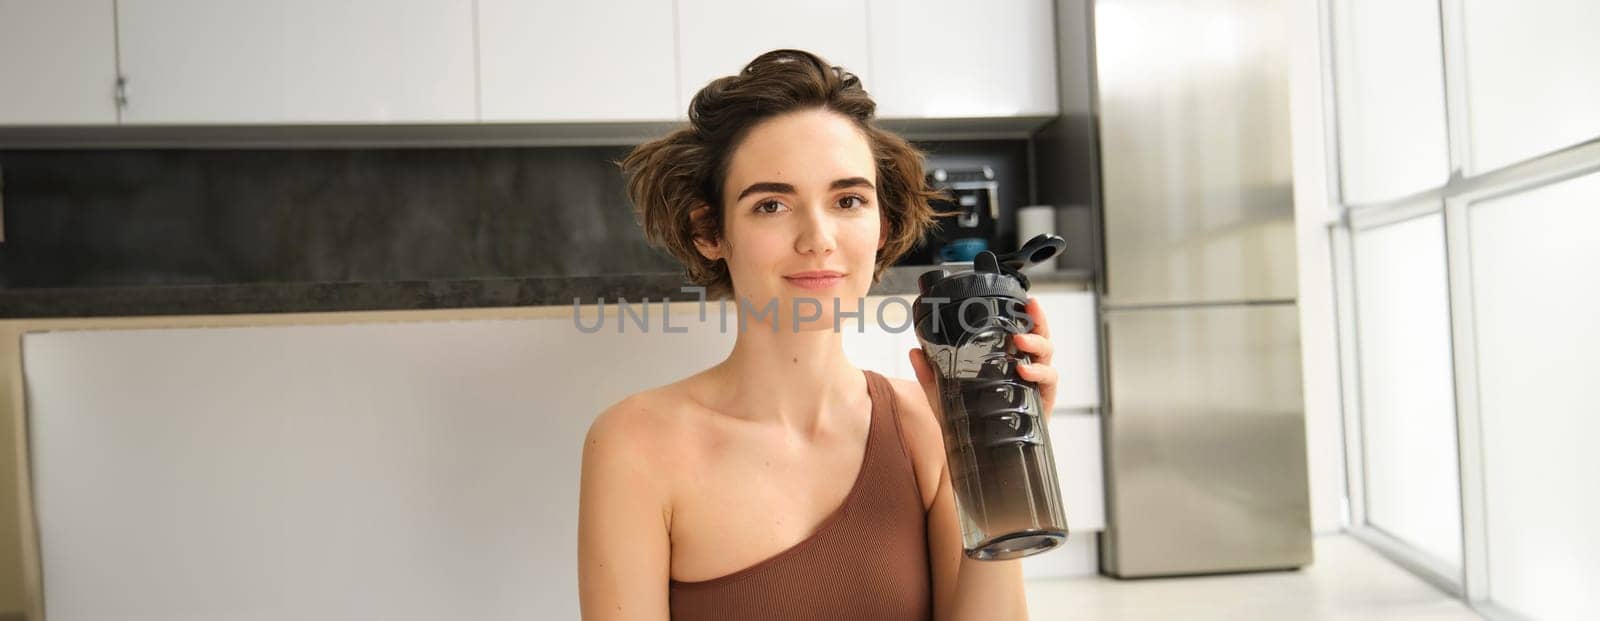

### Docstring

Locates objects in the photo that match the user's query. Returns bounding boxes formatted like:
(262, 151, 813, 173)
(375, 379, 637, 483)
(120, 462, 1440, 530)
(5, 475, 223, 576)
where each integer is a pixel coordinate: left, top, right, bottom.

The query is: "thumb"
(907, 348, 942, 415)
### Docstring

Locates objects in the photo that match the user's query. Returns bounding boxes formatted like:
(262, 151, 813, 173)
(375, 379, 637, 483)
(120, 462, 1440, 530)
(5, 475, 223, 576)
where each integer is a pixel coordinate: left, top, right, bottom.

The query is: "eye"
(838, 195, 868, 210)
(753, 199, 786, 215)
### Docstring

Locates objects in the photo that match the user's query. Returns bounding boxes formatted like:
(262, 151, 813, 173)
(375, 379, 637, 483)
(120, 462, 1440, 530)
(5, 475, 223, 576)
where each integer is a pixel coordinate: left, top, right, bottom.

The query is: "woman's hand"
(908, 296, 1059, 426)
(1013, 296, 1059, 422)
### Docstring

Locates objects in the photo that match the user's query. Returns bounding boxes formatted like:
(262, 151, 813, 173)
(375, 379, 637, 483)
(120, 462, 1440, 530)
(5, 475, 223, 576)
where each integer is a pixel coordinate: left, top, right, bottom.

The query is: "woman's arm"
(903, 372, 1041, 621)
(577, 402, 673, 620)
(926, 462, 1030, 621)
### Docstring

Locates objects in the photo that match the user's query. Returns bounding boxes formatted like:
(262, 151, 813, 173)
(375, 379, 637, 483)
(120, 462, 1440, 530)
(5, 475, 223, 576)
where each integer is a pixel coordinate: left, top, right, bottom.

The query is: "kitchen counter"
(0, 267, 1093, 319)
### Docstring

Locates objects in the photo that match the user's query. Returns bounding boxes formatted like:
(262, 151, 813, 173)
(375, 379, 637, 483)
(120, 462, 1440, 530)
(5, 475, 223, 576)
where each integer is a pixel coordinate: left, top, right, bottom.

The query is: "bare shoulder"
(588, 387, 681, 449)
(579, 385, 697, 619)
(584, 395, 663, 489)
(582, 384, 702, 515)
(884, 376, 947, 512)
(585, 384, 696, 475)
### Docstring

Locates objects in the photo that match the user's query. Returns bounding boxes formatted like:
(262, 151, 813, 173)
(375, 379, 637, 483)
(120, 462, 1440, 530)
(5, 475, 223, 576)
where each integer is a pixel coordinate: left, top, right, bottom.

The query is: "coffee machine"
(898, 166, 1003, 265)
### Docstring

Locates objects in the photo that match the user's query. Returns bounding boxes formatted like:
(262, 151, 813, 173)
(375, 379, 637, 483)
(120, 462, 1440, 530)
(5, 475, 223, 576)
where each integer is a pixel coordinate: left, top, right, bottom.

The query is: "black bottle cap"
(913, 234, 1066, 304)
(916, 256, 1028, 305)
(917, 268, 950, 295)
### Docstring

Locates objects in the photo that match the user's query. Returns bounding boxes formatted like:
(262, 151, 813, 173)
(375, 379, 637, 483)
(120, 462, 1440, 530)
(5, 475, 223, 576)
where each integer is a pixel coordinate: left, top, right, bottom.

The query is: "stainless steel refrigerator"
(1036, 0, 1314, 577)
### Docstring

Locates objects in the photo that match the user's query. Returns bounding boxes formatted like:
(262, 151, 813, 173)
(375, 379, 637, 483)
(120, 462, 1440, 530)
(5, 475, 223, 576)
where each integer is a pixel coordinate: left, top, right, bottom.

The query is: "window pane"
(1332, 0, 1451, 203)
(1469, 171, 1600, 619)
(1351, 210, 1462, 568)
(1462, 0, 1600, 173)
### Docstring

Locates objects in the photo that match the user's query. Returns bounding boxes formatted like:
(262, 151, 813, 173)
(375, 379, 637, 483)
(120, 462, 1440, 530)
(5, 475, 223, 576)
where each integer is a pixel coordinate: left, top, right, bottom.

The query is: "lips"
(784, 271, 846, 290)
(785, 270, 845, 279)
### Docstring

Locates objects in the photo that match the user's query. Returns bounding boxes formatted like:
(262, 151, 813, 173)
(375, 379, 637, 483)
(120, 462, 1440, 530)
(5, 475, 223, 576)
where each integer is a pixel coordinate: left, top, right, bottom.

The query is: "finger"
(1024, 297, 1052, 340)
(1017, 361, 1058, 385)
(908, 348, 940, 396)
(908, 348, 943, 413)
(909, 347, 930, 384)
(1017, 362, 1059, 415)
(1011, 332, 1054, 366)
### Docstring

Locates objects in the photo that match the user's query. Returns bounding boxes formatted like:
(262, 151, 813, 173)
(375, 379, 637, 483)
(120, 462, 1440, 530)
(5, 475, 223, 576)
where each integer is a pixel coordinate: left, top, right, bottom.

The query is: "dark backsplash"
(0, 140, 1030, 290)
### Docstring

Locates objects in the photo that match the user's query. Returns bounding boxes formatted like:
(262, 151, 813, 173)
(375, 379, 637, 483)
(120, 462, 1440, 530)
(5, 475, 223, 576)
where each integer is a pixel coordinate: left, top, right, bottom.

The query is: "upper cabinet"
(478, 0, 677, 122)
(868, 0, 1058, 119)
(676, 0, 872, 121)
(0, 0, 119, 125)
(0, 0, 1058, 131)
(114, 0, 476, 124)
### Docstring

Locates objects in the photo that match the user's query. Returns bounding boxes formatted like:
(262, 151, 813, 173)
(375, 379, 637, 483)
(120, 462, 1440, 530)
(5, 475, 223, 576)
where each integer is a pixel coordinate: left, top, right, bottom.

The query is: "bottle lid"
(914, 234, 1067, 302)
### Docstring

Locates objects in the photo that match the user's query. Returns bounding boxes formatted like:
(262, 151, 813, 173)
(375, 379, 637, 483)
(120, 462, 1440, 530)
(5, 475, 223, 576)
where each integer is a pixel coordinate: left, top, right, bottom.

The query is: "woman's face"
(696, 108, 887, 332)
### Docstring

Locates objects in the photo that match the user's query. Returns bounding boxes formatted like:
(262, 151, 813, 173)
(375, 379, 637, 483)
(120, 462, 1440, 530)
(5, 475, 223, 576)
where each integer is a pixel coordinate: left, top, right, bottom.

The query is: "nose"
(794, 202, 838, 256)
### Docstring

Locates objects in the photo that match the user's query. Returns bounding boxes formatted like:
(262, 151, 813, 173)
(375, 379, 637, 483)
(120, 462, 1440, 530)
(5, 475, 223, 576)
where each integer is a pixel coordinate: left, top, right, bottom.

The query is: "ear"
(690, 203, 724, 261)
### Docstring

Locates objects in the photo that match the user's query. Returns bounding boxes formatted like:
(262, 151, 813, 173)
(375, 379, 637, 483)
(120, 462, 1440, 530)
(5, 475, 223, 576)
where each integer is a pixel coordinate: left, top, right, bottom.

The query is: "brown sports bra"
(667, 369, 933, 620)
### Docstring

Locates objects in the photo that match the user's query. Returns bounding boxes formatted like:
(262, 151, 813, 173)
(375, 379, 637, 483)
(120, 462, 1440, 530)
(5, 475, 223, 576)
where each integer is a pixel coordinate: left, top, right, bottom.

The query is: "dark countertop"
(0, 266, 1093, 319)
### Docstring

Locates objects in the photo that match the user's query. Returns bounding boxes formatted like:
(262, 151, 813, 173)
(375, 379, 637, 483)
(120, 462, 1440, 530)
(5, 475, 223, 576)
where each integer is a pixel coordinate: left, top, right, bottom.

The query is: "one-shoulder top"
(667, 369, 933, 620)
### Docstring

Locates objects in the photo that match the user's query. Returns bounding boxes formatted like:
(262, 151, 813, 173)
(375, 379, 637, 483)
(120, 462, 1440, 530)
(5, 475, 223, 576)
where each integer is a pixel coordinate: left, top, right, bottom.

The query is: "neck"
(703, 315, 867, 440)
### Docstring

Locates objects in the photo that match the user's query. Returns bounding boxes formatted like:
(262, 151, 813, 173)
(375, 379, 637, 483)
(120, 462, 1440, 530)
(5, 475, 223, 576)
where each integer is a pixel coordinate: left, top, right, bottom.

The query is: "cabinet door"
(479, 0, 676, 122)
(0, 0, 118, 124)
(868, 0, 1058, 118)
(1032, 290, 1100, 410)
(675, 0, 871, 121)
(1051, 413, 1105, 531)
(116, 0, 475, 124)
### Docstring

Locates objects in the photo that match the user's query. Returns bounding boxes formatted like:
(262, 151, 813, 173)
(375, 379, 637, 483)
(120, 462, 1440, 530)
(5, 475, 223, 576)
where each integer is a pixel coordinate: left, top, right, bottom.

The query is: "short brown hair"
(618, 49, 949, 300)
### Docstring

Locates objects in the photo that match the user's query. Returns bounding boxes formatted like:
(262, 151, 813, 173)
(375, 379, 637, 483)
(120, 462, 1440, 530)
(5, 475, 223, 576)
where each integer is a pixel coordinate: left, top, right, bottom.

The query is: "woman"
(577, 49, 1061, 620)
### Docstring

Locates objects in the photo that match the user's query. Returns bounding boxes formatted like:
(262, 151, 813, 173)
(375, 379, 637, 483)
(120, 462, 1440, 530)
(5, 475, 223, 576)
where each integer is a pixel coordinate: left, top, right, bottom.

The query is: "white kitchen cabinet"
(675, 0, 872, 121)
(1052, 413, 1105, 530)
(868, 0, 1058, 119)
(478, 0, 677, 122)
(114, 0, 475, 124)
(1032, 289, 1101, 410)
(0, 0, 119, 124)
(2, 0, 1063, 133)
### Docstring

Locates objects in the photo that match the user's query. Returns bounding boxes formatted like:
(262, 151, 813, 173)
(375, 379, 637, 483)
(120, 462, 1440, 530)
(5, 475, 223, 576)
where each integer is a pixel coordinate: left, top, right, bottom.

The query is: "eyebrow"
(734, 177, 875, 202)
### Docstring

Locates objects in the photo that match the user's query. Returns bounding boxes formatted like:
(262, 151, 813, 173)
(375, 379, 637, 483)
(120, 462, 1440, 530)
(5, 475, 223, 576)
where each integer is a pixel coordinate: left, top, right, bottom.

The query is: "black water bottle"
(913, 234, 1070, 560)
